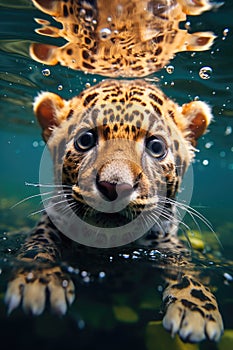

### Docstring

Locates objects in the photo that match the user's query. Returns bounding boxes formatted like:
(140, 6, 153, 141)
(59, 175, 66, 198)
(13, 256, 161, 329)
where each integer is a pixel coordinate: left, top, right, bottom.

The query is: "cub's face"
(34, 80, 211, 245)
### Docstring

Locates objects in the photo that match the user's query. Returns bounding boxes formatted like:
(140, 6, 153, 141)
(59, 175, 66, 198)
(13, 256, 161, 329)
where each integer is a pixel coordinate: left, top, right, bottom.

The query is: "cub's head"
(34, 80, 212, 247)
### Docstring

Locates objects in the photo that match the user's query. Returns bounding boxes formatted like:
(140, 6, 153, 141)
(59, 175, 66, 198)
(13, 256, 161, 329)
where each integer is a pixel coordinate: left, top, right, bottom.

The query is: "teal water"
(0, 1, 233, 349)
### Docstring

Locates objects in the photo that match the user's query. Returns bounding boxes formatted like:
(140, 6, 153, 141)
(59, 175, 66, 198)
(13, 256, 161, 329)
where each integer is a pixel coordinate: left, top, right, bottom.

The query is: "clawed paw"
(162, 276, 224, 342)
(5, 266, 75, 316)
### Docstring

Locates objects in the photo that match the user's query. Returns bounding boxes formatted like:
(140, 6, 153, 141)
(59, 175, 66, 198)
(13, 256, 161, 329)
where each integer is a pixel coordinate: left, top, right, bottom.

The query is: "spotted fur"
(30, 0, 216, 77)
(5, 80, 223, 342)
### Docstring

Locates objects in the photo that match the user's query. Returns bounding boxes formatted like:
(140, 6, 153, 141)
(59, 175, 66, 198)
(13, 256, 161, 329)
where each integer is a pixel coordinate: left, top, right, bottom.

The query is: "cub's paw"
(162, 275, 224, 342)
(5, 265, 75, 315)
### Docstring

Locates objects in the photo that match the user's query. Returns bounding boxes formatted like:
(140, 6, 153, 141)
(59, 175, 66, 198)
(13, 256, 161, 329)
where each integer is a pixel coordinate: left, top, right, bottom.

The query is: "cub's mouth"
(69, 196, 145, 228)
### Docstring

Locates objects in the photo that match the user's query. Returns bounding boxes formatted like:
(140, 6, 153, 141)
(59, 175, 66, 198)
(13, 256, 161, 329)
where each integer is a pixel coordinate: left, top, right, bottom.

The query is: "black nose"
(97, 181, 133, 201)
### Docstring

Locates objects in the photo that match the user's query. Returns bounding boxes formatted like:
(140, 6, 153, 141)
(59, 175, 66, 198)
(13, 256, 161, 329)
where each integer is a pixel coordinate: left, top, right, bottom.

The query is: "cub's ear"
(181, 101, 213, 146)
(33, 92, 69, 142)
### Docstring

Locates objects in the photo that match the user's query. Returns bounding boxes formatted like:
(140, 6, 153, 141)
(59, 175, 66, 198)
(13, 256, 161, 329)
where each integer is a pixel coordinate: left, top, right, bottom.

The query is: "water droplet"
(62, 279, 69, 288)
(223, 272, 233, 282)
(99, 271, 106, 278)
(199, 66, 212, 80)
(85, 82, 91, 88)
(58, 84, 63, 91)
(42, 68, 50, 77)
(83, 276, 90, 283)
(202, 159, 209, 166)
(185, 21, 191, 30)
(99, 27, 111, 40)
(67, 266, 74, 273)
(122, 254, 130, 259)
(79, 8, 86, 16)
(77, 319, 85, 329)
(166, 65, 174, 74)
(223, 28, 229, 37)
(157, 285, 163, 292)
(81, 271, 88, 277)
(26, 272, 34, 281)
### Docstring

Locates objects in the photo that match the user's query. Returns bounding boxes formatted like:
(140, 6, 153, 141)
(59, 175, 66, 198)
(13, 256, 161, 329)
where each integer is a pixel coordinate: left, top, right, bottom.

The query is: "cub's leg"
(5, 213, 75, 315)
(162, 270, 223, 342)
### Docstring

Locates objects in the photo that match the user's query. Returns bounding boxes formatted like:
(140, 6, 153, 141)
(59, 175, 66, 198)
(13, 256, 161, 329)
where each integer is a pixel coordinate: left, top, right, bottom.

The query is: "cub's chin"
(72, 205, 141, 228)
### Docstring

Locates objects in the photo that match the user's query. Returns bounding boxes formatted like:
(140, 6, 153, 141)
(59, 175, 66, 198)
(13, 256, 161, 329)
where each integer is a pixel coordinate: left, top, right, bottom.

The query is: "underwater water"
(0, 0, 233, 349)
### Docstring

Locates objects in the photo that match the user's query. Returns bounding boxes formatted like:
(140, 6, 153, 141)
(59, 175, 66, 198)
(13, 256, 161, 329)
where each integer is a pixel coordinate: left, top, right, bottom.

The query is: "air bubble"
(202, 159, 209, 166)
(199, 66, 212, 80)
(33, 141, 39, 148)
(99, 27, 111, 40)
(42, 68, 50, 77)
(58, 84, 63, 91)
(220, 151, 226, 158)
(85, 82, 91, 88)
(166, 65, 174, 74)
(225, 126, 232, 135)
(205, 141, 214, 149)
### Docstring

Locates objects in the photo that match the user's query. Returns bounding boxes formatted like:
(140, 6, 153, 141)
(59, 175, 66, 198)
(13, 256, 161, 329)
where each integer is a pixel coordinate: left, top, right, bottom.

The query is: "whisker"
(11, 190, 55, 209)
(29, 198, 71, 216)
(154, 205, 192, 234)
(25, 182, 72, 190)
(157, 196, 222, 249)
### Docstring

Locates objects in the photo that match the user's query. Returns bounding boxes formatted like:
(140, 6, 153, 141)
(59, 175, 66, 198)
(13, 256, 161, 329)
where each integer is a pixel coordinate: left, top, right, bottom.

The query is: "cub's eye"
(74, 130, 97, 152)
(146, 136, 167, 159)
